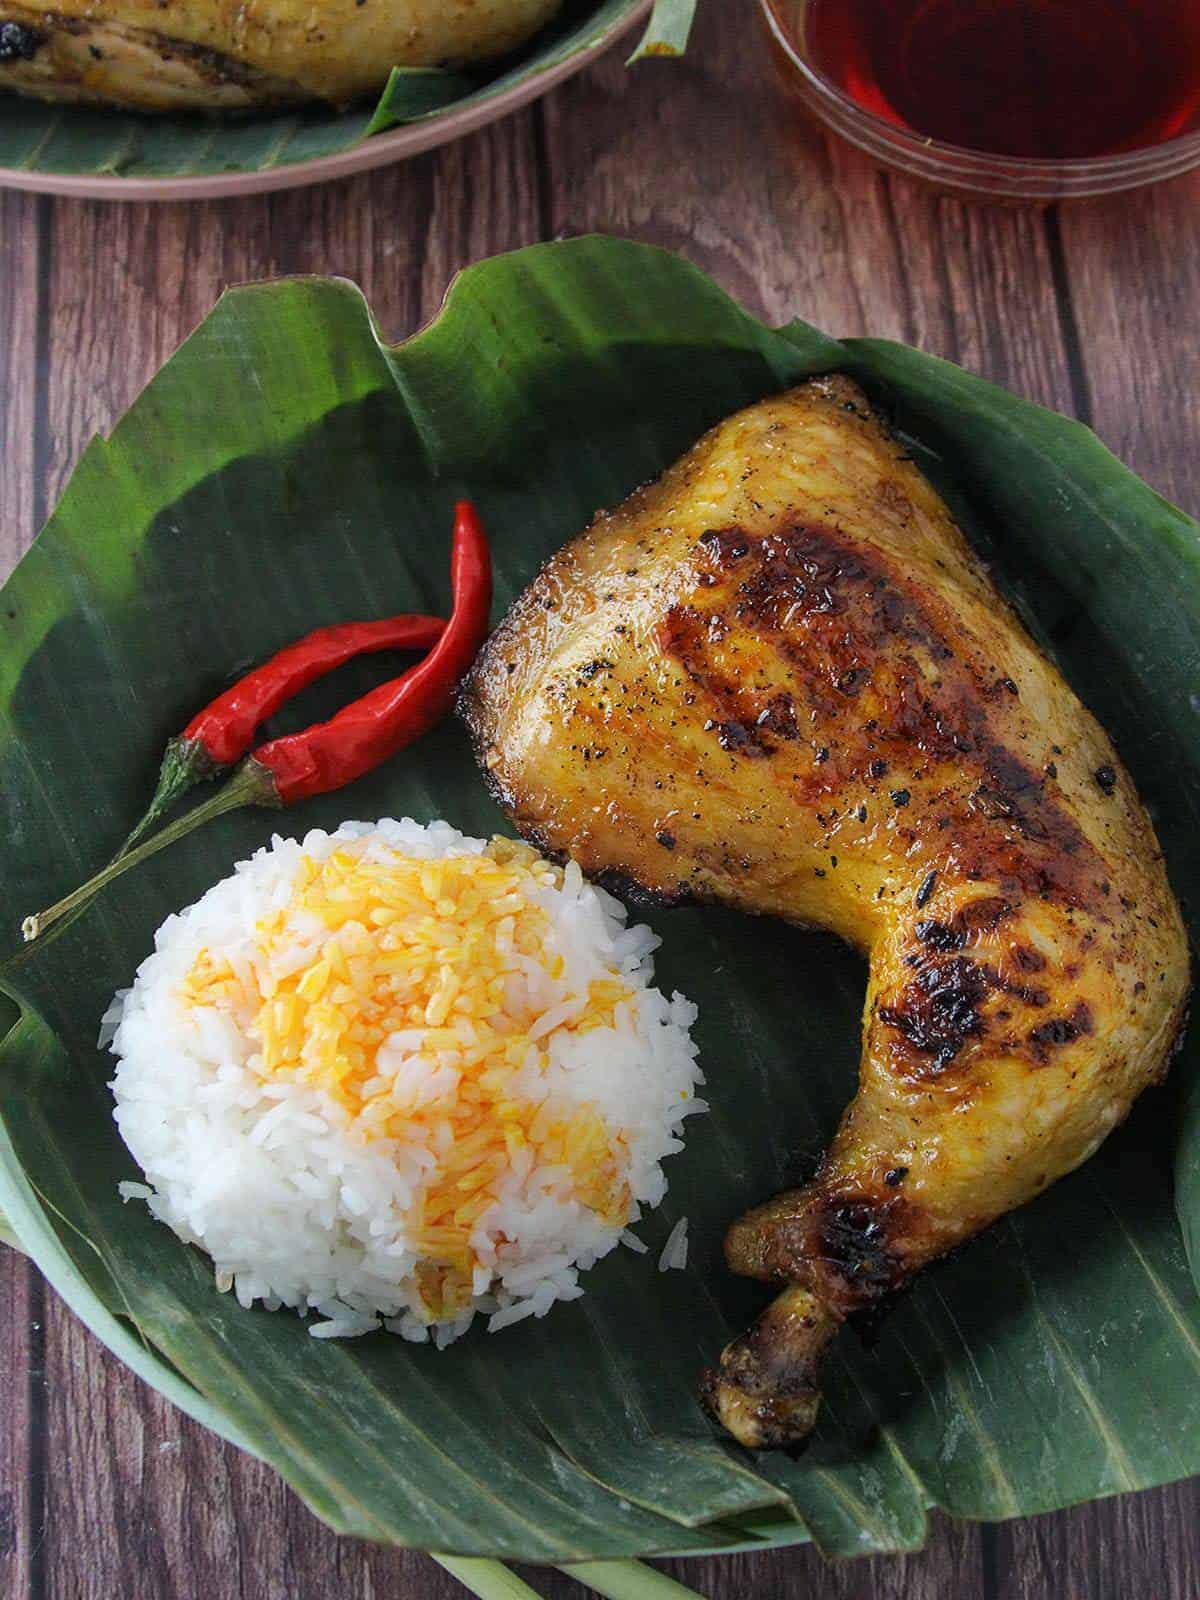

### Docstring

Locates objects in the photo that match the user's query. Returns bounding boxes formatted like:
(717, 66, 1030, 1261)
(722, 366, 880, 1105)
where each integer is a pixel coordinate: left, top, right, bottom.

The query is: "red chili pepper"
(124, 612, 446, 853)
(250, 501, 492, 803)
(184, 613, 446, 766)
(22, 503, 493, 944)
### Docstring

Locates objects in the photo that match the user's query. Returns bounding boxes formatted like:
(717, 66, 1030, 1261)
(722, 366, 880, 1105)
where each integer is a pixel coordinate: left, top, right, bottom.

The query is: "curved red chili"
(184, 613, 446, 766)
(251, 501, 492, 803)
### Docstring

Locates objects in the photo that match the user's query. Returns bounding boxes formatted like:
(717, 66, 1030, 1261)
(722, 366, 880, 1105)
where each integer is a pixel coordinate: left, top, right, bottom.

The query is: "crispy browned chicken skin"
(461, 377, 1189, 1449)
(0, 0, 561, 110)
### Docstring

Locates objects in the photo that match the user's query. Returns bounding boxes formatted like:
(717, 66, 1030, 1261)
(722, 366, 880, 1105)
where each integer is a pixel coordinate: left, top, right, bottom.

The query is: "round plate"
(0, 0, 650, 202)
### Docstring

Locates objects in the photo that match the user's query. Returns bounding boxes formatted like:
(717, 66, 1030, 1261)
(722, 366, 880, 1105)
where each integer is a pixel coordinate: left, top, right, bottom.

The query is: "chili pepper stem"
(119, 737, 221, 857)
(21, 759, 279, 944)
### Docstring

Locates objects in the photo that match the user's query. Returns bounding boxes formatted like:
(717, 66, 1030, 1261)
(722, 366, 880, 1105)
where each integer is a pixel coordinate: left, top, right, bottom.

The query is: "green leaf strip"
(629, 0, 698, 60)
(560, 1559, 708, 1598)
(431, 1556, 547, 1598)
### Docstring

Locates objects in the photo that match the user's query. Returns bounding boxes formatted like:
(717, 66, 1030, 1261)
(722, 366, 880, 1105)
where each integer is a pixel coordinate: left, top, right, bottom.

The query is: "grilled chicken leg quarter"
(461, 378, 1190, 1449)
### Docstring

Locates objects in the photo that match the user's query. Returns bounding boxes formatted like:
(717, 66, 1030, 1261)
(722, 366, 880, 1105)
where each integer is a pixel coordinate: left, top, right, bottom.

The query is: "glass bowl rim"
(759, 0, 1200, 186)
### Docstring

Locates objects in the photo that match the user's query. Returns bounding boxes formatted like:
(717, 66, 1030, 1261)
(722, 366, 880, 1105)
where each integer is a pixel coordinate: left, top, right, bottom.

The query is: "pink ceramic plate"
(0, 0, 650, 202)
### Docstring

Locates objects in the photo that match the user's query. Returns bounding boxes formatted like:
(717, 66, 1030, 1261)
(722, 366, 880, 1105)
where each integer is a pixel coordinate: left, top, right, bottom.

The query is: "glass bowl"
(760, 0, 1200, 200)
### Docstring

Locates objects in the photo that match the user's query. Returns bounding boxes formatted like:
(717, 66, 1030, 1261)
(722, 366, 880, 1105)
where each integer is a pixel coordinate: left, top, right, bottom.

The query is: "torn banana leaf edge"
(0, 237, 1196, 1566)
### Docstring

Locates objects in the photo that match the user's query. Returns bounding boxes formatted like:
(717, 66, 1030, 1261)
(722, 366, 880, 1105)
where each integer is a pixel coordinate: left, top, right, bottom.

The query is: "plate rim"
(0, 0, 652, 202)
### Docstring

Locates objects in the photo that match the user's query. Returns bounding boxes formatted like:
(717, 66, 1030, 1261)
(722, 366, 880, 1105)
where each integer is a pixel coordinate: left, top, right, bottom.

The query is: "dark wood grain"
(1, 6, 1199, 1597)
(0, 191, 41, 558)
(0, 1252, 37, 1600)
(0, 188, 42, 1600)
(540, 24, 1077, 410)
(38, 112, 544, 514)
(1056, 176, 1200, 508)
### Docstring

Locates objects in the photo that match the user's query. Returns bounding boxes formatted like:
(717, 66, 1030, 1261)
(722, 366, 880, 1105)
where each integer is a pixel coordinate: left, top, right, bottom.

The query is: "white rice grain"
(658, 1217, 690, 1272)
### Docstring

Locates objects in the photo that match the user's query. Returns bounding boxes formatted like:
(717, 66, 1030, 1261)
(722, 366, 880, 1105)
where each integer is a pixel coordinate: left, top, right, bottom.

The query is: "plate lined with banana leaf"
(0, 0, 689, 199)
(0, 237, 1198, 1598)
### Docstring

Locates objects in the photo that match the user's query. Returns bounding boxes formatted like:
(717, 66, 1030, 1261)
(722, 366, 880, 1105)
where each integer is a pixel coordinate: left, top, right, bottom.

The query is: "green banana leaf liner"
(0, 0, 692, 181)
(0, 236, 1197, 1565)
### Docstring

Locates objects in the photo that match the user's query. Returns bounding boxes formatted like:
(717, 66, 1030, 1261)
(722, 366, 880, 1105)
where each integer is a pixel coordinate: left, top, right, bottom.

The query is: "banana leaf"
(0, 0, 680, 181)
(0, 237, 1197, 1570)
(627, 0, 696, 58)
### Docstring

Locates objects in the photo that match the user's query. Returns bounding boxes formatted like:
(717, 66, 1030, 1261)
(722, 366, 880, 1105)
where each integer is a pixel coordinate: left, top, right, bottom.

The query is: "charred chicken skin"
(461, 377, 1189, 1449)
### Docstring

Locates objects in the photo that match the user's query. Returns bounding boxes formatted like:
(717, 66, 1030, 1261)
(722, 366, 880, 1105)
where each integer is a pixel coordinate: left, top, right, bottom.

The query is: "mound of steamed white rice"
(106, 818, 704, 1344)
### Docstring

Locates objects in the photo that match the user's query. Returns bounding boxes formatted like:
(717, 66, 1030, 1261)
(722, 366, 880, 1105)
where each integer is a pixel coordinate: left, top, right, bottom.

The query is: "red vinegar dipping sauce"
(803, 0, 1200, 160)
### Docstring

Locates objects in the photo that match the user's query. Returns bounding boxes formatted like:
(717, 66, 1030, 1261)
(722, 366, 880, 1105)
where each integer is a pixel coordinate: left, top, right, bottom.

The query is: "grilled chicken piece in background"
(462, 377, 1190, 1449)
(0, 0, 561, 110)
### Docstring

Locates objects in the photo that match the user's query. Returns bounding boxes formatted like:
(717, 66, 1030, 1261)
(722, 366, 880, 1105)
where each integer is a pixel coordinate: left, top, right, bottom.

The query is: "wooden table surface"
(2, 7, 1199, 1598)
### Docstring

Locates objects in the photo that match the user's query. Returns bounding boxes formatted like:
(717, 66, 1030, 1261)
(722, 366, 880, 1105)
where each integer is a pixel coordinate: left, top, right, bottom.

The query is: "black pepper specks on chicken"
(460, 376, 1190, 1450)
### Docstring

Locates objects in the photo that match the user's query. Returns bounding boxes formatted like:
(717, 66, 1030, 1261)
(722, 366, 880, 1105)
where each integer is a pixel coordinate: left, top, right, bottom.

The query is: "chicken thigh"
(461, 377, 1190, 1448)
